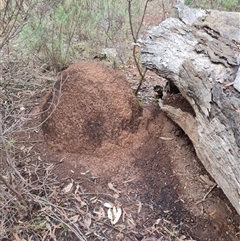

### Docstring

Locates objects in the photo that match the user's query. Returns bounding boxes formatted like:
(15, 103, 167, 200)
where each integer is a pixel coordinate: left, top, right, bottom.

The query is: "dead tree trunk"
(140, 1, 240, 215)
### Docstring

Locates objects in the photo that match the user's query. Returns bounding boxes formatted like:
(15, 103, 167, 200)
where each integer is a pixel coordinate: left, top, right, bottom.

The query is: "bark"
(140, 1, 240, 215)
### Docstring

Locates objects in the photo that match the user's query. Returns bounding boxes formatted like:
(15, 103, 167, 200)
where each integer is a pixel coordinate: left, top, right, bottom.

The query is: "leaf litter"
(2, 53, 238, 241)
(0, 153, 198, 240)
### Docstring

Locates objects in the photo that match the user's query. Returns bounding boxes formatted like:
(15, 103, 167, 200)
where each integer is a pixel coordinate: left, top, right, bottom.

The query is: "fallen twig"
(196, 184, 217, 205)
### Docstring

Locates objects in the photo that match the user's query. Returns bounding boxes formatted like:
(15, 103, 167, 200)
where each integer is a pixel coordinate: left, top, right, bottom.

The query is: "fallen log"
(140, 1, 240, 215)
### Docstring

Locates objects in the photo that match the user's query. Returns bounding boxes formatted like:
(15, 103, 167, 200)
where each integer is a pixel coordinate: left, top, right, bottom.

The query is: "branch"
(0, 172, 28, 208)
(127, 0, 149, 95)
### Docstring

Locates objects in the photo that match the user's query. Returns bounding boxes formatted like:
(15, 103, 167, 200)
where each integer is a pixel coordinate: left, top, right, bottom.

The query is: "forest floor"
(1, 2, 240, 240)
(4, 62, 238, 241)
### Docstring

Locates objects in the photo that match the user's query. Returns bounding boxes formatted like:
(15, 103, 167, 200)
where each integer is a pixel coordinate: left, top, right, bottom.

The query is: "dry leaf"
(94, 206, 105, 220)
(108, 183, 121, 193)
(12, 233, 21, 241)
(75, 184, 80, 194)
(63, 182, 73, 193)
(90, 196, 97, 203)
(112, 206, 122, 224)
(122, 209, 126, 222)
(81, 170, 90, 175)
(209, 209, 216, 216)
(137, 200, 142, 214)
(113, 193, 120, 199)
(107, 206, 122, 225)
(199, 175, 215, 187)
(127, 217, 136, 227)
(104, 202, 113, 209)
(20, 145, 25, 151)
(123, 178, 136, 183)
(76, 205, 86, 216)
(75, 195, 82, 203)
(83, 213, 92, 230)
(37, 156, 43, 161)
(160, 136, 174, 141)
(107, 208, 113, 222)
(81, 200, 87, 207)
(70, 215, 79, 223)
(154, 219, 161, 225)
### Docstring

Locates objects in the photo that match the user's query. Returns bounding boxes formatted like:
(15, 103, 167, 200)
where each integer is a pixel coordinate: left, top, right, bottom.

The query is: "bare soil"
(23, 61, 240, 240)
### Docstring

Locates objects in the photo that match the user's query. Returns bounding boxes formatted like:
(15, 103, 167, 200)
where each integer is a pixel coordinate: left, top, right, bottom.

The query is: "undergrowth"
(185, 0, 240, 11)
(18, 0, 144, 72)
(1, 0, 239, 239)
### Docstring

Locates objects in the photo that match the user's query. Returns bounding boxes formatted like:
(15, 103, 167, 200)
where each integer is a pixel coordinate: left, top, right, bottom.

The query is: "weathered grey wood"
(140, 3, 240, 215)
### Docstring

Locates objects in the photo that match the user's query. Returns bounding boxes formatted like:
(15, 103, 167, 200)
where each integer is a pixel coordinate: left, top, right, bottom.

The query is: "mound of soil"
(24, 61, 239, 240)
(42, 61, 142, 155)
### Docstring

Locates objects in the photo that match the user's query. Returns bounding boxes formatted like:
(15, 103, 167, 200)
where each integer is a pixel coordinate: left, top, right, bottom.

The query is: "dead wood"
(140, 1, 240, 215)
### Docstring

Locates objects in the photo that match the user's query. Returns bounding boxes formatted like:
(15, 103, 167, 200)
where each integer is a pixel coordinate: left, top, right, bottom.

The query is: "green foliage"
(184, 0, 192, 5)
(137, 99, 143, 107)
(216, 0, 239, 10)
(6, 138, 15, 149)
(60, 222, 68, 233)
(20, 1, 86, 72)
(185, 0, 239, 11)
(18, 0, 142, 72)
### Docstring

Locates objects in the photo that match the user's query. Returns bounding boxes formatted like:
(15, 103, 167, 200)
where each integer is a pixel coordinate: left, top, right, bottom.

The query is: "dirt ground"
(21, 61, 240, 241)
(1, 2, 239, 240)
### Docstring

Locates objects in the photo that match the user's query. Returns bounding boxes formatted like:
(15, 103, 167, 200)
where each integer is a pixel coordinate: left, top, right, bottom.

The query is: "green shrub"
(185, 0, 239, 11)
(18, 0, 143, 72)
(20, 1, 88, 72)
(216, 0, 239, 10)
